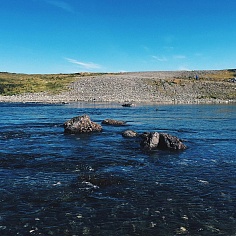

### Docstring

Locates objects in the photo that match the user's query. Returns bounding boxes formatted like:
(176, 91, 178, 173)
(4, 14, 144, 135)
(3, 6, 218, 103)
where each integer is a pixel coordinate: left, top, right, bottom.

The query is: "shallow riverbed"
(0, 102, 235, 235)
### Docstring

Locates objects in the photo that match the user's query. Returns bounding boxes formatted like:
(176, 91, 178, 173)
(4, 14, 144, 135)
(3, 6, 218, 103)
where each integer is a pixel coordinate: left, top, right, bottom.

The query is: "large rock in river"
(140, 132, 160, 149)
(140, 132, 186, 151)
(64, 114, 102, 133)
(158, 133, 187, 150)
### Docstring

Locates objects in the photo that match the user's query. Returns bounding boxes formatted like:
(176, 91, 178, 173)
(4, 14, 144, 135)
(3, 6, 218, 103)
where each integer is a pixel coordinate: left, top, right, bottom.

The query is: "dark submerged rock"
(158, 133, 187, 150)
(140, 132, 160, 149)
(102, 119, 126, 126)
(140, 132, 186, 151)
(64, 114, 102, 134)
(122, 102, 134, 107)
(122, 130, 138, 138)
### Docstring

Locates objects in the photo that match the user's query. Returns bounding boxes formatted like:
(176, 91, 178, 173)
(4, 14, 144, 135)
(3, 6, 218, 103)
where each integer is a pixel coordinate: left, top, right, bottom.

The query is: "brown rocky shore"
(0, 70, 235, 104)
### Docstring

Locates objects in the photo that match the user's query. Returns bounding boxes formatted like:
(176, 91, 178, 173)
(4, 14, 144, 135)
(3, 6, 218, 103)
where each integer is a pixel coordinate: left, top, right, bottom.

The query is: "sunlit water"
(0, 102, 235, 236)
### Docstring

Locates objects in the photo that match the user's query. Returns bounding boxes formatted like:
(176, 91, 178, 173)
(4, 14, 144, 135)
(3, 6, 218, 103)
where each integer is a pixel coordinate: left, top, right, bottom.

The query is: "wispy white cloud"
(194, 53, 203, 57)
(163, 46, 174, 51)
(44, 0, 73, 13)
(152, 55, 168, 62)
(66, 58, 101, 70)
(173, 55, 186, 59)
(163, 35, 175, 44)
(142, 45, 150, 52)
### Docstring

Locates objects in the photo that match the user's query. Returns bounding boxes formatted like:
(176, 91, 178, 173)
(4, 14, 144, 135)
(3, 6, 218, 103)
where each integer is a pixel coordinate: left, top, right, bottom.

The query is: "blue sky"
(1, 0, 236, 73)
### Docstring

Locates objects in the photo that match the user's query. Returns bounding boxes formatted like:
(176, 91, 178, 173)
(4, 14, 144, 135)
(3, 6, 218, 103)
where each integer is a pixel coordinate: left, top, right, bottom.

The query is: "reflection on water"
(0, 102, 235, 235)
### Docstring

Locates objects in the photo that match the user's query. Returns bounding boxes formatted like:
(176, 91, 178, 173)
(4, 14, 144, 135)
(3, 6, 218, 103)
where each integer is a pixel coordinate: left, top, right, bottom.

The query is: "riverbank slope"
(0, 70, 235, 104)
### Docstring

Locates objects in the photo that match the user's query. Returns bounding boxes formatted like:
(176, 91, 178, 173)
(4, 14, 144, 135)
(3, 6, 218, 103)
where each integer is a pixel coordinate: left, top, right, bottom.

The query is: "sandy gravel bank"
(0, 71, 235, 104)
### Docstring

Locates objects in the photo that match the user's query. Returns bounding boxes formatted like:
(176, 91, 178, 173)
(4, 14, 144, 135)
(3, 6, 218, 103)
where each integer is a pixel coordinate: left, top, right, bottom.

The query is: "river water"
(0, 102, 235, 236)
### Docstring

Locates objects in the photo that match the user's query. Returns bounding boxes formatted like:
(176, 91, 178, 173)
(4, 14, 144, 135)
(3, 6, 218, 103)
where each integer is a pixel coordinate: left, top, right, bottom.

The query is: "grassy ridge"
(0, 73, 78, 95)
(0, 70, 235, 97)
(0, 72, 108, 96)
(198, 69, 236, 81)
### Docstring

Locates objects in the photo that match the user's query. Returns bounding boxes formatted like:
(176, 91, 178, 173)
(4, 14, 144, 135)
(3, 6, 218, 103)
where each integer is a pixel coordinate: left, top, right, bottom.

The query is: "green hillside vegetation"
(172, 69, 236, 82)
(197, 69, 236, 81)
(0, 72, 106, 96)
(0, 70, 235, 101)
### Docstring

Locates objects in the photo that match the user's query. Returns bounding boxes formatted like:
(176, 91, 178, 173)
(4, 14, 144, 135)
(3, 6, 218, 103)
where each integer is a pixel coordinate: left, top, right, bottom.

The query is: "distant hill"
(0, 70, 235, 104)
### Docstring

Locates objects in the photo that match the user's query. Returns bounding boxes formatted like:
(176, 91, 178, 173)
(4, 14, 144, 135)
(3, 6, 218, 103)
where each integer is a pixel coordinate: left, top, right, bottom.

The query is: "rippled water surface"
(0, 102, 235, 235)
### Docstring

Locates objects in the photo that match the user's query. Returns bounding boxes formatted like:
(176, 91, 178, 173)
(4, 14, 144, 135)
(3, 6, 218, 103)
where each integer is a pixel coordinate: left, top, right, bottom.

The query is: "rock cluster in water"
(140, 132, 187, 151)
(64, 114, 102, 134)
(64, 114, 187, 151)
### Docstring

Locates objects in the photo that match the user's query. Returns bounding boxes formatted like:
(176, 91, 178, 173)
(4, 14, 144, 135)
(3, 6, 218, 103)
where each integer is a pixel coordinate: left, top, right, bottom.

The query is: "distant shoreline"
(0, 71, 235, 104)
(0, 94, 235, 105)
